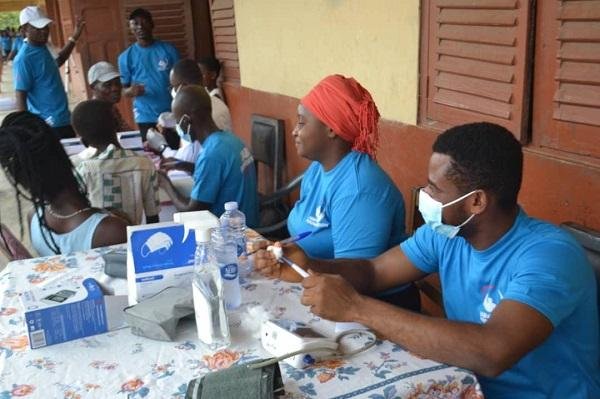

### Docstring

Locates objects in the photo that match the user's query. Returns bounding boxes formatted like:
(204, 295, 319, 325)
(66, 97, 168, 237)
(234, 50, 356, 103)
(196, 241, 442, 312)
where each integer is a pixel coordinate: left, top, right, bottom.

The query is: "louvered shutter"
(532, 0, 600, 159)
(422, 0, 533, 141)
(209, 0, 240, 84)
(122, 0, 195, 59)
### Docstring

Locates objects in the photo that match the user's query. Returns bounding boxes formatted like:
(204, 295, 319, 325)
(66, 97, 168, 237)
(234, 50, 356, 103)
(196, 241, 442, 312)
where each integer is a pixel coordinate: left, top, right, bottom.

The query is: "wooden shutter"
(531, 0, 600, 159)
(209, 0, 240, 84)
(421, 0, 533, 141)
(122, 0, 195, 59)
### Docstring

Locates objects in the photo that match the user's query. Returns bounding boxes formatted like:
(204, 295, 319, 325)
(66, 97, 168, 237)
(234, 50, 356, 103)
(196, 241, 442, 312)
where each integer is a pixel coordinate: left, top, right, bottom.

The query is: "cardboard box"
(21, 278, 128, 349)
(127, 222, 196, 305)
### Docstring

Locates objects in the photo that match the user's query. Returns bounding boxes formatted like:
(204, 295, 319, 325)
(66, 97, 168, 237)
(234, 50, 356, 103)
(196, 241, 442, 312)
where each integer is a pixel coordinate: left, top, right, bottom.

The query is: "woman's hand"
(254, 243, 310, 282)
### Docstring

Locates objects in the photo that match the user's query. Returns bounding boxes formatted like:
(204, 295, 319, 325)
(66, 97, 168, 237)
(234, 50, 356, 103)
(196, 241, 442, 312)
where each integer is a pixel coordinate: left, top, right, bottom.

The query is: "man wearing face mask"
(157, 85, 259, 227)
(13, 6, 84, 139)
(256, 122, 600, 398)
(149, 59, 233, 175)
(118, 8, 179, 141)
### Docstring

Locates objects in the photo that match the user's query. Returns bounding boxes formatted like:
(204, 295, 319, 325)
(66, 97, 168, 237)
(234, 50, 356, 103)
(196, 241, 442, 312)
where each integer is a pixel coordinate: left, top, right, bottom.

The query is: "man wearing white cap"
(13, 6, 84, 138)
(88, 61, 132, 132)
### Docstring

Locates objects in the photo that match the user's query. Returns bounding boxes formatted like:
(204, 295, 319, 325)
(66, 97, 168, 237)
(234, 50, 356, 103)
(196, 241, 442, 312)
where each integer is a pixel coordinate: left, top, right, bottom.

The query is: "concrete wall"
(234, 0, 420, 124)
(227, 0, 600, 231)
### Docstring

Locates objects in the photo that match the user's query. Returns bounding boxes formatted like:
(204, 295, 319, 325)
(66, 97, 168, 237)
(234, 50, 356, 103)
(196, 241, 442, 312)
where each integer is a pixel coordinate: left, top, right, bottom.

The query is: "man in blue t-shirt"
(157, 85, 259, 227)
(280, 123, 600, 398)
(13, 6, 84, 139)
(7, 31, 24, 61)
(118, 8, 180, 141)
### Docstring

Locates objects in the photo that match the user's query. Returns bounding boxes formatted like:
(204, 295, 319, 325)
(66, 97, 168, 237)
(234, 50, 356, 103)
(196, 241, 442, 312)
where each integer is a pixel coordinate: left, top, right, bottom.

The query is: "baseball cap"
(87, 62, 120, 85)
(19, 6, 52, 29)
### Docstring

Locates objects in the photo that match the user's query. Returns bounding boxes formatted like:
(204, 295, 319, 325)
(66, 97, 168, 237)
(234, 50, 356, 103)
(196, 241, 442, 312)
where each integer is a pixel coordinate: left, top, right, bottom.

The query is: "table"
(0, 245, 484, 398)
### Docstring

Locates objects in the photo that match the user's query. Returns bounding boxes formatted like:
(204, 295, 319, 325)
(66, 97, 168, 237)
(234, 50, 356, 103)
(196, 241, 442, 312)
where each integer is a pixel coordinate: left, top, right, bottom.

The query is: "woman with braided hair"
(0, 111, 127, 256)
(255, 74, 419, 310)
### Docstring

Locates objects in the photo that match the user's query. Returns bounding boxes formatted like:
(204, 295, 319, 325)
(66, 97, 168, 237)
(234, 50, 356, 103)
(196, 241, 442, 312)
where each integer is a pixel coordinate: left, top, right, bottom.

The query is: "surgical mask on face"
(171, 84, 181, 99)
(176, 114, 191, 143)
(418, 189, 477, 239)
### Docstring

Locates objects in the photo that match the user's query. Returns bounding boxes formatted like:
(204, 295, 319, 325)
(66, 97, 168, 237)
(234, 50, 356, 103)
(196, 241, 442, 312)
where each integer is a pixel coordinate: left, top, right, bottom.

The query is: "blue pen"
(278, 231, 312, 246)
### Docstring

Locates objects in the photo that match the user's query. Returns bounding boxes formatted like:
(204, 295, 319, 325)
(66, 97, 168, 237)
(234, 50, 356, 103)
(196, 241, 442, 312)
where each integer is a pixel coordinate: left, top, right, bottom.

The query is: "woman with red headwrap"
(256, 75, 420, 310)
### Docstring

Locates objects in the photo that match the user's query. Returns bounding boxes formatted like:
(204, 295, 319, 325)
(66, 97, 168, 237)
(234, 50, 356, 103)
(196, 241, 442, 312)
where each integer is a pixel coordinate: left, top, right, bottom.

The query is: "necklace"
(47, 205, 92, 219)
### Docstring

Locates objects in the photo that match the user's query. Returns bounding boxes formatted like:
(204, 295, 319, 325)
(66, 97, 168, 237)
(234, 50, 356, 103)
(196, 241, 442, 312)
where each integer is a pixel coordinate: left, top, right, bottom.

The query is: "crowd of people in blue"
(0, 5, 598, 399)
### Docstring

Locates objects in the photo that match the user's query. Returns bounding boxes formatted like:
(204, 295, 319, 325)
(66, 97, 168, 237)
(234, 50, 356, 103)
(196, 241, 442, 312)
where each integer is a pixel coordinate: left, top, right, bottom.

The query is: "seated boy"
(158, 85, 259, 227)
(72, 100, 160, 225)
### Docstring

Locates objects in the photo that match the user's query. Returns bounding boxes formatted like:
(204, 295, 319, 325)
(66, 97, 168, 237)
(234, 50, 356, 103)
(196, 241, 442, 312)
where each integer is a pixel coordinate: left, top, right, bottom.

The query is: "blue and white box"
(21, 278, 128, 349)
(127, 222, 196, 305)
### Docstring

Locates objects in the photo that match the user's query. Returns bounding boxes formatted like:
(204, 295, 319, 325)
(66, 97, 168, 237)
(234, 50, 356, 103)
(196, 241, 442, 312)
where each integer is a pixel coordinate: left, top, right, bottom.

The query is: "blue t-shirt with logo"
(287, 151, 406, 259)
(401, 209, 600, 398)
(13, 43, 70, 127)
(118, 40, 179, 123)
(190, 131, 259, 227)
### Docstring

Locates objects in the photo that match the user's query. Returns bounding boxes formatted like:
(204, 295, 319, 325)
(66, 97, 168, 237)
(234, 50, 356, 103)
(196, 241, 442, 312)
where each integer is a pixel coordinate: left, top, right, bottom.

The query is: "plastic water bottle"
(192, 228, 230, 350)
(219, 201, 251, 279)
(210, 227, 241, 310)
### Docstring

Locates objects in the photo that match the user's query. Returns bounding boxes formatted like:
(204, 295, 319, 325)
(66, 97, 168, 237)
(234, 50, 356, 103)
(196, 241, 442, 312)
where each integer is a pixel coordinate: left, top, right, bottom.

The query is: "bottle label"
(236, 243, 245, 257)
(220, 263, 238, 280)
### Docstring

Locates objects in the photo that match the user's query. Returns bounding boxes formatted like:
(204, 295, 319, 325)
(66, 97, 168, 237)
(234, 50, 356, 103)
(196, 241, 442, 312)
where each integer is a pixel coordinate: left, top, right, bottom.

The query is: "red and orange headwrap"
(301, 74, 380, 158)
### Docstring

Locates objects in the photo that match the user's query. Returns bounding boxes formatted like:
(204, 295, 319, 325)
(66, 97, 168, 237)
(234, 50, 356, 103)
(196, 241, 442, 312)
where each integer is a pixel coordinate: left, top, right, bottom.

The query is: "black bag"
(185, 360, 284, 399)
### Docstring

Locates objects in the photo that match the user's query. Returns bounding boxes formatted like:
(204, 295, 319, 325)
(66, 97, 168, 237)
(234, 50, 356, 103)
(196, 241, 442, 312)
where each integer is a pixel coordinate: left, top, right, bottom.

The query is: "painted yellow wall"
(234, 0, 420, 124)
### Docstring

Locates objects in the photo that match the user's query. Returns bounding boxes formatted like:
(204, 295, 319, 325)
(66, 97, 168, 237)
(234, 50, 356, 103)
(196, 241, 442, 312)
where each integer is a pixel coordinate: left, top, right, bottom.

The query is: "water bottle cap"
(224, 201, 238, 211)
(194, 228, 211, 243)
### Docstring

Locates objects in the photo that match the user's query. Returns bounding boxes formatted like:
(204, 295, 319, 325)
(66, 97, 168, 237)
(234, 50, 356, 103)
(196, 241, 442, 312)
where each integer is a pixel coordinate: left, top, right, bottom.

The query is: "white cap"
(19, 6, 52, 29)
(87, 61, 120, 85)
(224, 201, 238, 211)
(194, 227, 211, 243)
(158, 112, 177, 129)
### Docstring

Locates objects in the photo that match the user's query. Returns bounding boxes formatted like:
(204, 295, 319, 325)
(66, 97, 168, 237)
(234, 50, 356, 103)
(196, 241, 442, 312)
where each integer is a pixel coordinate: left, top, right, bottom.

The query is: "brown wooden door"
(420, 0, 534, 142)
(69, 0, 133, 127)
(531, 0, 600, 160)
(121, 0, 195, 59)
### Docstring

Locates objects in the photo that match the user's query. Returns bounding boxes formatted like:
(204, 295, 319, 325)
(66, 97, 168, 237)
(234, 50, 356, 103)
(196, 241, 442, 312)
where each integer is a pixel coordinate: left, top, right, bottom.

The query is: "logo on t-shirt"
(478, 285, 504, 323)
(157, 58, 169, 71)
(306, 206, 329, 229)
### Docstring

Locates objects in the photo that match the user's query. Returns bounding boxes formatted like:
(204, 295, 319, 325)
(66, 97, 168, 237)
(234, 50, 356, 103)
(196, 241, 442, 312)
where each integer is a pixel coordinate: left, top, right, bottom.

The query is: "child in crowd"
(72, 100, 160, 225)
(198, 56, 224, 100)
(0, 111, 127, 256)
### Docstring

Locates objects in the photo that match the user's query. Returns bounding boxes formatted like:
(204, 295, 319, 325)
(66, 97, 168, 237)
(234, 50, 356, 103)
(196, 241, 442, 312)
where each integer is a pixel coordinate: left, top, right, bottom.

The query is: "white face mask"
(418, 189, 477, 239)
(170, 84, 181, 99)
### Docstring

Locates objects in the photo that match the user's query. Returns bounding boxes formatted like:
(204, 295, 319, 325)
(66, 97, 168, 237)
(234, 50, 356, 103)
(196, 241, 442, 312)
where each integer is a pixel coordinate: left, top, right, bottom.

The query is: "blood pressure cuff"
(124, 287, 194, 341)
(185, 360, 284, 399)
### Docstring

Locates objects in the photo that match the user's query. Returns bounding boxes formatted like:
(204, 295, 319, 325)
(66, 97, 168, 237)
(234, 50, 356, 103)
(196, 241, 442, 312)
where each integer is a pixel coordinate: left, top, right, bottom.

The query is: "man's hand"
(160, 157, 181, 171)
(72, 16, 85, 40)
(301, 272, 364, 321)
(124, 84, 145, 97)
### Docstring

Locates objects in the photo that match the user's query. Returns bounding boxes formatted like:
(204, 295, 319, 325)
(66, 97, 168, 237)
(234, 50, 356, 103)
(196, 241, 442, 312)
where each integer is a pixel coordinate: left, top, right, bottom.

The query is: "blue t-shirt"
(13, 43, 70, 127)
(401, 209, 600, 398)
(190, 131, 259, 227)
(118, 40, 180, 123)
(288, 151, 406, 259)
(11, 36, 23, 52)
(2, 36, 12, 51)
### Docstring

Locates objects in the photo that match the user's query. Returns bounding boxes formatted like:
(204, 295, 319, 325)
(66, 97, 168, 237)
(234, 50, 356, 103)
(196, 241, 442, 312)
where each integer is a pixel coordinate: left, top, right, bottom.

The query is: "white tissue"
(267, 245, 283, 260)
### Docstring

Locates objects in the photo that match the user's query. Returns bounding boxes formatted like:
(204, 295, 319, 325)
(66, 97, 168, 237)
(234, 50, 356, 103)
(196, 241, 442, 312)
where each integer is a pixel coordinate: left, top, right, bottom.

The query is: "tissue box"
(127, 222, 196, 305)
(21, 278, 128, 349)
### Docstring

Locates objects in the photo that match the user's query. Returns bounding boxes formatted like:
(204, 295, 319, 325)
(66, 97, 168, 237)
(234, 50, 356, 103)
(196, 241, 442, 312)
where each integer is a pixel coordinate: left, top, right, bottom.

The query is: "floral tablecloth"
(0, 245, 484, 398)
